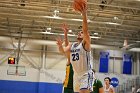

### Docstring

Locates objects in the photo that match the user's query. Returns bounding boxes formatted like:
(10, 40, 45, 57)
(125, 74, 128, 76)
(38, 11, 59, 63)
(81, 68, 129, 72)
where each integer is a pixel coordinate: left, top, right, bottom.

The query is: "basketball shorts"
(73, 71, 94, 92)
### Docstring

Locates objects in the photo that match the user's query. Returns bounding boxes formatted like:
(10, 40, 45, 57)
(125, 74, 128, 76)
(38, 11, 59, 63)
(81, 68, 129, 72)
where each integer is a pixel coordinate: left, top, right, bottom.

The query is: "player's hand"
(56, 37, 63, 47)
(61, 23, 69, 35)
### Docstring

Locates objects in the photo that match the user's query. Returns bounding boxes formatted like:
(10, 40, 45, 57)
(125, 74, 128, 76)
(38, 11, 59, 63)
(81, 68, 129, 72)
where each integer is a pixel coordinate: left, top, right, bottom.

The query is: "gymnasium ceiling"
(0, 0, 140, 53)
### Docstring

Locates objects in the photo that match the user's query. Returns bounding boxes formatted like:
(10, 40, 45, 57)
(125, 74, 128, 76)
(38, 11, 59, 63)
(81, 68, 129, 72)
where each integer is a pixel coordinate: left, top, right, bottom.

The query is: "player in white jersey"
(70, 37, 93, 93)
(70, 41, 93, 73)
(56, 0, 93, 92)
(103, 77, 115, 93)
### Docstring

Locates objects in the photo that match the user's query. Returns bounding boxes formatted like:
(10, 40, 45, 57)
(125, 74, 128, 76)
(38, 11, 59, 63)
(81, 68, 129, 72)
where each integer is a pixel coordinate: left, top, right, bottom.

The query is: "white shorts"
(73, 71, 94, 92)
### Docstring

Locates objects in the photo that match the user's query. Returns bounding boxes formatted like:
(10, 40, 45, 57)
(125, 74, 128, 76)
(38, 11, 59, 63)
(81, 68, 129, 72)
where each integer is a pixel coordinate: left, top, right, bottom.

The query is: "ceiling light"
(93, 33, 99, 35)
(47, 27, 51, 31)
(68, 30, 72, 32)
(114, 17, 118, 20)
(41, 32, 54, 35)
(43, 16, 63, 19)
(90, 36, 101, 39)
(53, 16, 63, 19)
(53, 10, 59, 17)
(60, 33, 75, 37)
(107, 22, 120, 25)
(71, 19, 82, 21)
(54, 10, 59, 13)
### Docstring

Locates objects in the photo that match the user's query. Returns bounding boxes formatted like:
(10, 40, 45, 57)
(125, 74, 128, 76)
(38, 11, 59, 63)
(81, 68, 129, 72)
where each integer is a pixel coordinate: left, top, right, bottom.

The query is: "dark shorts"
(64, 87, 74, 93)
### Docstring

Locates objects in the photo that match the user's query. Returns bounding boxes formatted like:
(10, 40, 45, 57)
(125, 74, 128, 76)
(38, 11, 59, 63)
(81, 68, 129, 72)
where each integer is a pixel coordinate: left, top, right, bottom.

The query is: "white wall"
(0, 65, 137, 87)
(0, 65, 65, 83)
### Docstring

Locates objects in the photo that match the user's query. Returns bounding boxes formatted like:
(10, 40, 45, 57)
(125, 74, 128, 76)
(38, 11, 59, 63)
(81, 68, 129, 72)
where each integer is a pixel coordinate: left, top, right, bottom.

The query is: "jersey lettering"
(72, 53, 79, 61)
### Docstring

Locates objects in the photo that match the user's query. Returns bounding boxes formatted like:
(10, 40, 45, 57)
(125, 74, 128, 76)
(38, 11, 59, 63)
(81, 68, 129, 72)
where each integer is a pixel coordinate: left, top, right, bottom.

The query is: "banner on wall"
(111, 77, 119, 87)
(99, 52, 109, 73)
(122, 54, 132, 74)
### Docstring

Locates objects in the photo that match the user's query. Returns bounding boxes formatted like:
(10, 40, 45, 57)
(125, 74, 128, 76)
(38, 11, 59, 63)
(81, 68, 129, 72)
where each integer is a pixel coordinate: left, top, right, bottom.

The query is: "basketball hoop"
(7, 64, 26, 76)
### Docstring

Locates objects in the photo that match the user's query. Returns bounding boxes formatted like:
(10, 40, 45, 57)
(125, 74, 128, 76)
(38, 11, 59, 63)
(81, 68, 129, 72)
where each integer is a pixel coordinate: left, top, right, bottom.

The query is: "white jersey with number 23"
(70, 42, 92, 75)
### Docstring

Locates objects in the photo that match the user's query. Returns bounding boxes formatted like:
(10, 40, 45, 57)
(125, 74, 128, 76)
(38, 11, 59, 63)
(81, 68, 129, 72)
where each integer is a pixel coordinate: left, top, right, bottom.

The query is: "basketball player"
(61, 23, 74, 93)
(56, 0, 93, 92)
(91, 69, 104, 93)
(104, 77, 115, 93)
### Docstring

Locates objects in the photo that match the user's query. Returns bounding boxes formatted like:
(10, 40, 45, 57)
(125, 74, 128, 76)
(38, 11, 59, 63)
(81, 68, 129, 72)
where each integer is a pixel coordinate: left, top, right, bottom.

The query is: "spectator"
(104, 77, 115, 93)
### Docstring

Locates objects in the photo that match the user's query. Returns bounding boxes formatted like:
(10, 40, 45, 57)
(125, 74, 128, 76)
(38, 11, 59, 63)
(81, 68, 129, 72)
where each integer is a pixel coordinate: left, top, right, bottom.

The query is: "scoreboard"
(8, 57, 15, 64)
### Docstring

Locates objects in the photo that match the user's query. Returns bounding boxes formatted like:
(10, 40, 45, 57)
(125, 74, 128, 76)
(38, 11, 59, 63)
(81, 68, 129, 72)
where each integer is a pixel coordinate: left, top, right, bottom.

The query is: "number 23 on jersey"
(72, 53, 79, 61)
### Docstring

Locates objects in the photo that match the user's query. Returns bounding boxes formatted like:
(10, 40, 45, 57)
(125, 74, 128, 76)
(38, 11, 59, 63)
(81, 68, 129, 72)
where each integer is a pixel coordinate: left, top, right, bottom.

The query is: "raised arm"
(82, 1, 91, 51)
(62, 23, 69, 47)
(61, 23, 71, 65)
(74, 0, 91, 51)
(56, 37, 65, 55)
(56, 37, 71, 53)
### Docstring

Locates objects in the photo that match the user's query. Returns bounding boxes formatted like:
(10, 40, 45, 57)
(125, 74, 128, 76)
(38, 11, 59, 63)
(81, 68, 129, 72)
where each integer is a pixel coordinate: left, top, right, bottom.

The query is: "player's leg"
(79, 71, 94, 93)
(73, 74, 80, 93)
(80, 89, 90, 93)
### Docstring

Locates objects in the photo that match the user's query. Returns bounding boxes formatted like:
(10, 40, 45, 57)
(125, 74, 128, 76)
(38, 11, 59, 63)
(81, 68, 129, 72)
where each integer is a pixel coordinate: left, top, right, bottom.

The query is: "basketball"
(73, 0, 87, 12)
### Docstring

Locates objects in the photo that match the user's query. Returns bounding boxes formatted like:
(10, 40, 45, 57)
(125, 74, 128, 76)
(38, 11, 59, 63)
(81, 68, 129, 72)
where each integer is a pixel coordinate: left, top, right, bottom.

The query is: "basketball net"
(15, 69, 19, 76)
